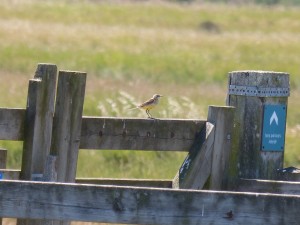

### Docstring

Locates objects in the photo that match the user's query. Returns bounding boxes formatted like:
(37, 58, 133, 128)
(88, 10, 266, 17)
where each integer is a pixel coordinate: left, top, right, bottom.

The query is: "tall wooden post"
(227, 71, 289, 181)
(20, 64, 57, 180)
(207, 106, 235, 190)
(50, 71, 86, 183)
(18, 64, 57, 225)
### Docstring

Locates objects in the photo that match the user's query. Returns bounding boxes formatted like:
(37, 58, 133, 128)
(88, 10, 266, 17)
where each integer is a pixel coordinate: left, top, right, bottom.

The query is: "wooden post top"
(229, 70, 289, 87)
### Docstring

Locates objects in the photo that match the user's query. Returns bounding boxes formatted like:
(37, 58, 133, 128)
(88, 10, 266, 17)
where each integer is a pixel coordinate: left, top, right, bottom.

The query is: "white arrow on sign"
(270, 111, 278, 125)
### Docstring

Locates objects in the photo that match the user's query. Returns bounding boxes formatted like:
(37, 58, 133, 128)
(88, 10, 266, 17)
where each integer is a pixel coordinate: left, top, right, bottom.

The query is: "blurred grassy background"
(0, 0, 300, 183)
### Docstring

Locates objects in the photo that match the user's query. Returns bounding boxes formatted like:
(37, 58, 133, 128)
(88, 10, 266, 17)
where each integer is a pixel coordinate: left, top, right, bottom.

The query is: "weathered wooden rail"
(0, 180, 300, 224)
(0, 109, 206, 151)
(0, 63, 299, 225)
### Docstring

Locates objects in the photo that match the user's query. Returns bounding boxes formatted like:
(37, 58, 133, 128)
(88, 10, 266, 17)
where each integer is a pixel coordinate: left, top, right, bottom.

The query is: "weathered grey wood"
(76, 178, 173, 188)
(18, 64, 57, 225)
(20, 64, 57, 181)
(50, 71, 86, 183)
(0, 170, 174, 188)
(237, 179, 300, 195)
(44, 155, 57, 182)
(0, 180, 300, 224)
(173, 122, 215, 189)
(32, 63, 57, 177)
(207, 106, 235, 190)
(80, 117, 205, 151)
(0, 108, 25, 140)
(0, 109, 205, 151)
(276, 172, 300, 181)
(0, 149, 7, 225)
(227, 71, 289, 180)
(19, 79, 41, 180)
(0, 149, 7, 169)
(0, 169, 20, 180)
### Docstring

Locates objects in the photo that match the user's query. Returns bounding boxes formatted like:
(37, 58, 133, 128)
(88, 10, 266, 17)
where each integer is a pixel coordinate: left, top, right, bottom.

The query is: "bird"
(131, 94, 163, 118)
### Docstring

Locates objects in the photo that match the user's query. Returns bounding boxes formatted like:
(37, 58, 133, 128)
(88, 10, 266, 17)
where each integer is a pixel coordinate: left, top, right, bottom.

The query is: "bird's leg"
(146, 109, 152, 118)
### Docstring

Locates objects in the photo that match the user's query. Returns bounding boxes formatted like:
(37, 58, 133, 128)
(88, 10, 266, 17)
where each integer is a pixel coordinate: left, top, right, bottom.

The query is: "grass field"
(0, 0, 300, 183)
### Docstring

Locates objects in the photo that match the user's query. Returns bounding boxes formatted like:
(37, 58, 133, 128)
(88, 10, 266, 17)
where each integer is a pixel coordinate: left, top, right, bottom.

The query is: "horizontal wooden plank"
(76, 178, 172, 188)
(0, 108, 25, 140)
(0, 169, 20, 180)
(80, 117, 206, 151)
(0, 170, 172, 188)
(0, 180, 300, 224)
(0, 110, 206, 151)
(276, 172, 300, 181)
(237, 179, 300, 195)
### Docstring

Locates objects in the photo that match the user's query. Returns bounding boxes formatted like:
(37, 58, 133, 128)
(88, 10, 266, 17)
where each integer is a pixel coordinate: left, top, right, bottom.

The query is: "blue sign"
(262, 105, 287, 151)
(0, 172, 3, 180)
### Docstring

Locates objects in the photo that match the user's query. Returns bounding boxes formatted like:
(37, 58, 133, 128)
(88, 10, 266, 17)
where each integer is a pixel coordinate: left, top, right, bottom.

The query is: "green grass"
(1, 1, 300, 85)
(0, 0, 300, 179)
(77, 150, 186, 179)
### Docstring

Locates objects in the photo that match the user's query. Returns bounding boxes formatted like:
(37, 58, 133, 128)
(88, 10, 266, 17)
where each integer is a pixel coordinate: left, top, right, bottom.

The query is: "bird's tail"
(128, 106, 139, 110)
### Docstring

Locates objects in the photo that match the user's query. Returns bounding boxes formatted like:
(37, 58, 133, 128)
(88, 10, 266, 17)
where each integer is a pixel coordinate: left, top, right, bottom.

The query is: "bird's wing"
(139, 98, 155, 108)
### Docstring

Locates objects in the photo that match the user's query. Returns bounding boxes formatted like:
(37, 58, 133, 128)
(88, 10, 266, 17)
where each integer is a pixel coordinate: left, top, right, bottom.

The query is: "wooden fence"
(0, 64, 299, 225)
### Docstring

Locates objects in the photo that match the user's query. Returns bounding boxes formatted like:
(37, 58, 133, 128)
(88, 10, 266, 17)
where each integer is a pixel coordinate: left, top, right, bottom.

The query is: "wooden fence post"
(19, 79, 41, 180)
(207, 106, 235, 190)
(20, 63, 57, 180)
(50, 70, 86, 183)
(227, 71, 289, 181)
(173, 106, 235, 190)
(18, 64, 57, 225)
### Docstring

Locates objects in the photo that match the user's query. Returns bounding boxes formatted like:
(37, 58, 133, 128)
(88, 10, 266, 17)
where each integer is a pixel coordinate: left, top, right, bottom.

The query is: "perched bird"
(131, 94, 163, 118)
